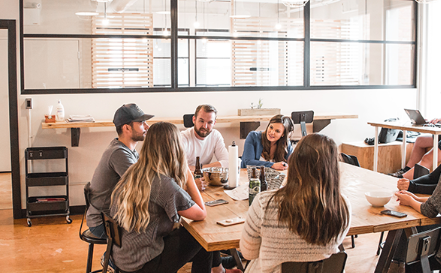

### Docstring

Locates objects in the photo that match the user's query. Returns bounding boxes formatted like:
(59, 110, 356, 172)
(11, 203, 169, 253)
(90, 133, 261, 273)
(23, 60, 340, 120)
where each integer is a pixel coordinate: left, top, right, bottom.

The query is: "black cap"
(113, 103, 154, 127)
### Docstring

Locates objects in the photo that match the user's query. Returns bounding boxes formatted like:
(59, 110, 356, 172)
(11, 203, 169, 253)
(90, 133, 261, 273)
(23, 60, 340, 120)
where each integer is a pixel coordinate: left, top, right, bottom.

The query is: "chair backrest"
(414, 163, 430, 179)
(291, 111, 314, 137)
(282, 251, 347, 273)
(183, 114, 194, 128)
(102, 212, 122, 273)
(405, 227, 441, 271)
(340, 153, 360, 167)
(84, 181, 91, 210)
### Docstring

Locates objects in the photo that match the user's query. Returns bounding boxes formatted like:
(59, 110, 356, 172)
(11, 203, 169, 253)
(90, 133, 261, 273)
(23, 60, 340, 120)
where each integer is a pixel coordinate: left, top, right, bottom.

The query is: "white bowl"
(365, 191, 393, 207)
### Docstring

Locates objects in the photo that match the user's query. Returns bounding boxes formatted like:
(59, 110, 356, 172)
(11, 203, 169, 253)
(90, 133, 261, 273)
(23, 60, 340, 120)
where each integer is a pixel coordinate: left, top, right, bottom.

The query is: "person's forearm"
(409, 199, 422, 213)
(201, 161, 222, 168)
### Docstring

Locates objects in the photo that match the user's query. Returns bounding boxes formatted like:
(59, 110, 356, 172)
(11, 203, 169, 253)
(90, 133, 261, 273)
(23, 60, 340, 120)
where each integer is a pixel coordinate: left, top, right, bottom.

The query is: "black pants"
(125, 228, 213, 273)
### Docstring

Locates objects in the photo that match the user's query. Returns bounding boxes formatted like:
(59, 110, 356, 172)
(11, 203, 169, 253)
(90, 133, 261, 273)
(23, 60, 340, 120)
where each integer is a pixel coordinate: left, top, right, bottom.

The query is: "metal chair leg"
(86, 243, 94, 273)
(377, 231, 385, 256)
(351, 235, 355, 248)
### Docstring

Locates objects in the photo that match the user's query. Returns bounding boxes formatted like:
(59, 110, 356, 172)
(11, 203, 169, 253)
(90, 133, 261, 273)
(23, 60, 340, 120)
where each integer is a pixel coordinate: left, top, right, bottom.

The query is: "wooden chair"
(376, 164, 430, 256)
(291, 111, 314, 137)
(79, 182, 108, 273)
(281, 250, 347, 273)
(405, 227, 441, 273)
(183, 114, 194, 128)
(339, 153, 359, 248)
(102, 213, 121, 273)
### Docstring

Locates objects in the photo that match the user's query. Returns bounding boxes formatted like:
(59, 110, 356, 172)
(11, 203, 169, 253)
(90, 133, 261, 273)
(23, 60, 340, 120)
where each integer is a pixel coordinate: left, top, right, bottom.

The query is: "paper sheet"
(224, 182, 249, 201)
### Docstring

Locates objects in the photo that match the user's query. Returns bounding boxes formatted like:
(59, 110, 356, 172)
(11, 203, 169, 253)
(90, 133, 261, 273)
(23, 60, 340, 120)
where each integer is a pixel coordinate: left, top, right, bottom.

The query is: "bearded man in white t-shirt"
(181, 104, 229, 190)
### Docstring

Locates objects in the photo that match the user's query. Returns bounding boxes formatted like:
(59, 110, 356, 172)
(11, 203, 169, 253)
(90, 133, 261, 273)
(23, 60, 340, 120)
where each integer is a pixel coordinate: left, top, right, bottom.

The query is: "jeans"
(89, 223, 107, 239)
(125, 228, 213, 273)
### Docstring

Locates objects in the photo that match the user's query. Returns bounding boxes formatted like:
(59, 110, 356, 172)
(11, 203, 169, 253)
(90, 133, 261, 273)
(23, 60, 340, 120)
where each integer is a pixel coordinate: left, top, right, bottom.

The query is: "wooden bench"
(341, 141, 415, 174)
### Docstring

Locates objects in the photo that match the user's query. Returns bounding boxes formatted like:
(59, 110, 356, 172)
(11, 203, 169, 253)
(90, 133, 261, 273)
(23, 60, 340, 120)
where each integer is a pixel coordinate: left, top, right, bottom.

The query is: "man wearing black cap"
(86, 103, 154, 239)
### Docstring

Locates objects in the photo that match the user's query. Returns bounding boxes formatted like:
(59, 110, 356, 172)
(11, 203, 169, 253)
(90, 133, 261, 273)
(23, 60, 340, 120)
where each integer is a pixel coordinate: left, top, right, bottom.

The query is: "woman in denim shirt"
(241, 115, 294, 170)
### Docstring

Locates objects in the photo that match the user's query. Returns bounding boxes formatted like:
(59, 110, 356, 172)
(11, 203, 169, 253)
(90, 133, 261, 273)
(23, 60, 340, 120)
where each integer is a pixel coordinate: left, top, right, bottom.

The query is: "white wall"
(0, 0, 418, 208)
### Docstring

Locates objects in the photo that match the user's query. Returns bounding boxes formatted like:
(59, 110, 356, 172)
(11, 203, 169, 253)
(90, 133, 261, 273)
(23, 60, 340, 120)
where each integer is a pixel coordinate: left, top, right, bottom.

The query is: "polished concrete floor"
(0, 206, 406, 273)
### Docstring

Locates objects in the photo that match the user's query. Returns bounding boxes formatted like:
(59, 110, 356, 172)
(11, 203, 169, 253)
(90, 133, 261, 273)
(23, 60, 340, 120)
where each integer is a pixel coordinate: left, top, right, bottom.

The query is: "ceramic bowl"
(365, 191, 393, 207)
(202, 167, 228, 186)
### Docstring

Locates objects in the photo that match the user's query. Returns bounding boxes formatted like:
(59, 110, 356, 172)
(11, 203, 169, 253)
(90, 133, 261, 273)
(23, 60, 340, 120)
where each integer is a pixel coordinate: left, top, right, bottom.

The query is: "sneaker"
(388, 169, 405, 178)
(100, 252, 116, 273)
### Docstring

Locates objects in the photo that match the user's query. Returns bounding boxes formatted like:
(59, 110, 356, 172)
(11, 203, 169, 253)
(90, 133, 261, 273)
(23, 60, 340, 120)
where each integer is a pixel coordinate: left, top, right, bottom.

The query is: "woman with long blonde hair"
(109, 122, 210, 273)
(240, 133, 351, 273)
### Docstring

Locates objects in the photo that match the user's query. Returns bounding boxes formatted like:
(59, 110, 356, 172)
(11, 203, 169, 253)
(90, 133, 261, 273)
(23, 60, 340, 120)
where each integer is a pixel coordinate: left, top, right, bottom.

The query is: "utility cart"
(25, 146, 71, 227)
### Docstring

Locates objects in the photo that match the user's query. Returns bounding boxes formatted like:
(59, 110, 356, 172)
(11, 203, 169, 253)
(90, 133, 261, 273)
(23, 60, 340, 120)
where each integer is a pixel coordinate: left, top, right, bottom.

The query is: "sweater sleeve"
(241, 132, 274, 168)
(213, 131, 229, 168)
(240, 193, 264, 260)
(408, 164, 441, 194)
(420, 176, 441, 218)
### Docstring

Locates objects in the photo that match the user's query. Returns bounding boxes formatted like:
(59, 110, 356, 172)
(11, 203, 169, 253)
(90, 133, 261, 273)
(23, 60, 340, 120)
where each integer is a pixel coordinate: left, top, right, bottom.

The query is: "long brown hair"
(270, 133, 349, 246)
(111, 122, 188, 232)
(261, 115, 294, 162)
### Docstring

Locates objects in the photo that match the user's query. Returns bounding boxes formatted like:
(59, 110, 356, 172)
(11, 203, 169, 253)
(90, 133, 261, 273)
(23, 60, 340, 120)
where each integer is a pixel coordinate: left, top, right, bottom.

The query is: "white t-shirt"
(181, 127, 229, 168)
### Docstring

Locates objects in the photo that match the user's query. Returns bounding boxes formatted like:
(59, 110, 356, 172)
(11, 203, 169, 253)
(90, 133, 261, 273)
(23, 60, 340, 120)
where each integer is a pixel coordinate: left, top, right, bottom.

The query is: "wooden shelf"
(42, 114, 358, 146)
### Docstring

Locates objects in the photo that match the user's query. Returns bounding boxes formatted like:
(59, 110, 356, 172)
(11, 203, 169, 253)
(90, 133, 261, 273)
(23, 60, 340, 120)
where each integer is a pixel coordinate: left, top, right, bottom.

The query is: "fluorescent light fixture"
(230, 14, 251, 18)
(275, 23, 281, 29)
(75, 12, 99, 16)
(102, 18, 110, 25)
(194, 21, 200, 28)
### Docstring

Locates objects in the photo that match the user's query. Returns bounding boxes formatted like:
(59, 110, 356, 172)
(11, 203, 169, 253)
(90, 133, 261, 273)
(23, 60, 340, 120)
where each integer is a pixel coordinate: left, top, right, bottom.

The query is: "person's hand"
(271, 162, 288, 171)
(194, 177, 207, 192)
(430, 118, 441, 124)
(395, 190, 416, 206)
(397, 178, 410, 191)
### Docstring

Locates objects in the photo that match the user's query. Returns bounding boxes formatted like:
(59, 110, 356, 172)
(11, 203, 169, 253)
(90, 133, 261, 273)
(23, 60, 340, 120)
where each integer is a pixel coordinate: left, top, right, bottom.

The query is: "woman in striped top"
(240, 133, 351, 273)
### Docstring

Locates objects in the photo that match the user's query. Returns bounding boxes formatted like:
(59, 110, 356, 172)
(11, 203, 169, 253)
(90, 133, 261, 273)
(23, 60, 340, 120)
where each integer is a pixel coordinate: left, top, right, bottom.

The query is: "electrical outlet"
(25, 98, 33, 109)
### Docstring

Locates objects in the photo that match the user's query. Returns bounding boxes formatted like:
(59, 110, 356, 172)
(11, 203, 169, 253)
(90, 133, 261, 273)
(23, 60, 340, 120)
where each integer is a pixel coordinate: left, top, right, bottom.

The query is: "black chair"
(339, 153, 359, 248)
(405, 227, 441, 273)
(79, 182, 107, 273)
(183, 114, 194, 128)
(102, 213, 121, 273)
(291, 111, 314, 137)
(281, 250, 347, 273)
(376, 164, 431, 256)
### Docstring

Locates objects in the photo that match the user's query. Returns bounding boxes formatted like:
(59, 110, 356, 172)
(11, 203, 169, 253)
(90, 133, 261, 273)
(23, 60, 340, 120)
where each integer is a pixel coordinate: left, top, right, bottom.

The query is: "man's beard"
(195, 127, 212, 138)
(131, 131, 146, 142)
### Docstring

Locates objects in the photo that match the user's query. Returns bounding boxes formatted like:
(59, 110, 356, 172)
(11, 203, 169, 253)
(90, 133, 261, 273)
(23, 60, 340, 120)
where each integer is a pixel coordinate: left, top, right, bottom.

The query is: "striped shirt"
(240, 190, 351, 273)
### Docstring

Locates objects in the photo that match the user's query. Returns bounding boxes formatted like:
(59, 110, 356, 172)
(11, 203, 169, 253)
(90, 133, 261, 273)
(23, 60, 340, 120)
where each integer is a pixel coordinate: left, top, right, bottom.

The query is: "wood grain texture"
(181, 163, 439, 252)
(368, 122, 441, 135)
(42, 114, 358, 129)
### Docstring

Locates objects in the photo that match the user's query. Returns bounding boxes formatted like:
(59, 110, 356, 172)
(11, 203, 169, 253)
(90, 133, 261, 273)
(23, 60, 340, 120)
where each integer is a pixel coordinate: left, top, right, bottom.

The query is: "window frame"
(20, 0, 418, 94)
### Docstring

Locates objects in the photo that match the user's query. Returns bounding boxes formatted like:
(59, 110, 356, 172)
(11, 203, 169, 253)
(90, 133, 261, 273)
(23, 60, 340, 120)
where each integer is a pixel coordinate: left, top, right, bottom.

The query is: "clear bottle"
(260, 166, 268, 192)
(249, 167, 261, 206)
(56, 100, 65, 122)
(194, 156, 203, 180)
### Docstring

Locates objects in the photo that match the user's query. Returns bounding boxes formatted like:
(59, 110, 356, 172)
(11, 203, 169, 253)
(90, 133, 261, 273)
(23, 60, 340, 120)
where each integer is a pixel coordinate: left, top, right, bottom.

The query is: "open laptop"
(404, 109, 441, 127)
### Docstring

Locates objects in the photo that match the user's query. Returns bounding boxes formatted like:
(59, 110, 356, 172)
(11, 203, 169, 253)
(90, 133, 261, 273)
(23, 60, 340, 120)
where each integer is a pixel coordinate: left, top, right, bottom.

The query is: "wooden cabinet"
(341, 141, 415, 174)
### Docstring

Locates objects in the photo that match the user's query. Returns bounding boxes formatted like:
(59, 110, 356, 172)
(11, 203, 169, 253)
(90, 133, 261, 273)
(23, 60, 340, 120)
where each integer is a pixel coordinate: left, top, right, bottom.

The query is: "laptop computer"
(404, 109, 441, 127)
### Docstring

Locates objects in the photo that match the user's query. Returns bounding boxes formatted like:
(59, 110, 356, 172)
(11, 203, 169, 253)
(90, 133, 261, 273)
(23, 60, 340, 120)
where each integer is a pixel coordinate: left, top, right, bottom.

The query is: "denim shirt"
(241, 131, 293, 168)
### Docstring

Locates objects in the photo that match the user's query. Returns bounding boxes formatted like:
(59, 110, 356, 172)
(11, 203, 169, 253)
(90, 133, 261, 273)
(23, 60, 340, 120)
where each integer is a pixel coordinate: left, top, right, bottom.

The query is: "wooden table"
(368, 122, 441, 172)
(181, 163, 441, 272)
(42, 114, 357, 146)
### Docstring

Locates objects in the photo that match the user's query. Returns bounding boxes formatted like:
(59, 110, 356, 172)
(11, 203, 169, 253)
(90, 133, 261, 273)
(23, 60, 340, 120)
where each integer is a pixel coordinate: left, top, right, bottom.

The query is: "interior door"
(0, 30, 11, 172)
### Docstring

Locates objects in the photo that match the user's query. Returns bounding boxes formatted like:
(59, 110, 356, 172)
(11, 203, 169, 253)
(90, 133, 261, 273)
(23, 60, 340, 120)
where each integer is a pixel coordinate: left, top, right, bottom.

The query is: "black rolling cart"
(25, 146, 72, 227)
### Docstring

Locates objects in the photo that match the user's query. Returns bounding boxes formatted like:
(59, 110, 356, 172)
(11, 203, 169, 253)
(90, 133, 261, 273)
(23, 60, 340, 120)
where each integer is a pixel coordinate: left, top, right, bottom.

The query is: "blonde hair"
(111, 122, 188, 232)
(270, 133, 349, 246)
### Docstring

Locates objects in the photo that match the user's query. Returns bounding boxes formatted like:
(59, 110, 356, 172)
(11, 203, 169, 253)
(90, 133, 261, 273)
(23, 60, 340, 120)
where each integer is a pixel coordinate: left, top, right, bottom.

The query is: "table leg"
(374, 127, 379, 172)
(230, 248, 244, 271)
(402, 130, 407, 169)
(374, 229, 403, 273)
(433, 135, 438, 171)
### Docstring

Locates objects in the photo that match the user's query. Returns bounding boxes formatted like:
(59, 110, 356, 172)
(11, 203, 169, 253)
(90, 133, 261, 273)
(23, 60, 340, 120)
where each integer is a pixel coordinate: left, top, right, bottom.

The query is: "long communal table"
(181, 163, 441, 272)
(42, 114, 357, 146)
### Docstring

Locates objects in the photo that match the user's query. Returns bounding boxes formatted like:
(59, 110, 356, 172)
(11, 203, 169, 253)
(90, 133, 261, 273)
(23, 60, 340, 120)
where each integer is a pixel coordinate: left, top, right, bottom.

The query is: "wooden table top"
(181, 163, 441, 252)
(368, 121, 441, 135)
(42, 114, 358, 129)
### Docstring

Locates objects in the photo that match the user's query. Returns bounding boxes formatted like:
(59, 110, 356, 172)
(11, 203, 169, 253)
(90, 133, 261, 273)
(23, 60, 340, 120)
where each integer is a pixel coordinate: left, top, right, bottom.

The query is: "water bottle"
(56, 100, 65, 122)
